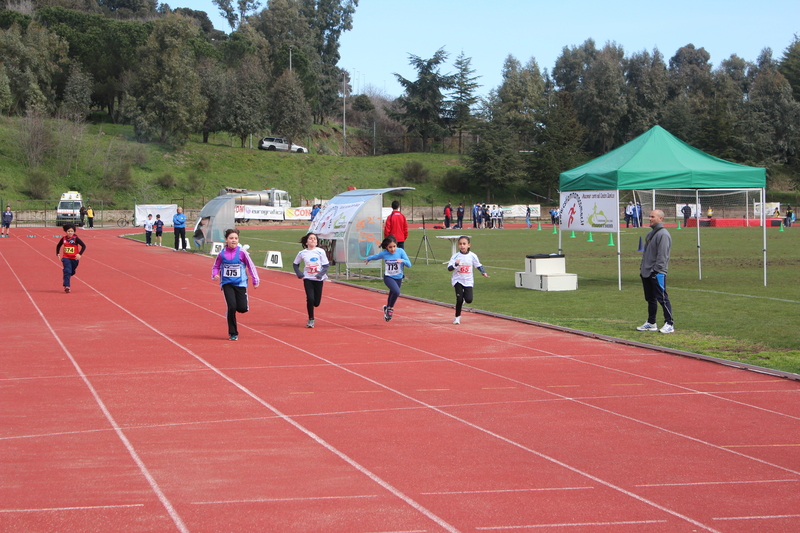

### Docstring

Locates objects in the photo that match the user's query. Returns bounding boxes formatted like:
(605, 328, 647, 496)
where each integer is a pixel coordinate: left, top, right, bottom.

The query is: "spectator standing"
(472, 203, 480, 228)
(625, 201, 634, 227)
(525, 205, 531, 228)
(144, 214, 154, 246)
(384, 200, 408, 248)
(637, 210, 674, 334)
(173, 207, 188, 251)
(86, 205, 94, 228)
(443, 203, 452, 229)
(153, 214, 164, 246)
(1, 205, 12, 237)
(785, 206, 794, 228)
(456, 203, 464, 229)
(680, 203, 692, 226)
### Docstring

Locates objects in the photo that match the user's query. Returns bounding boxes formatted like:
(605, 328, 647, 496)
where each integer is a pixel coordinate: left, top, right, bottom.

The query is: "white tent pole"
(762, 187, 767, 286)
(696, 189, 702, 280)
(617, 189, 622, 290)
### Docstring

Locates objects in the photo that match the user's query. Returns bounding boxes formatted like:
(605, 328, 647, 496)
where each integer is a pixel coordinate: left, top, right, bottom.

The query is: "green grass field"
(192, 223, 800, 375)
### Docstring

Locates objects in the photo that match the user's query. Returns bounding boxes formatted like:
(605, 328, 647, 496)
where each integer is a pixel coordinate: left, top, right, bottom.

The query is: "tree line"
(389, 39, 800, 201)
(1, 1, 798, 202)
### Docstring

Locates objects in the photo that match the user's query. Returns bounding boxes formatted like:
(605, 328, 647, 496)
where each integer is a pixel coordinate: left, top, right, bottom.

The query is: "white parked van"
(56, 191, 83, 226)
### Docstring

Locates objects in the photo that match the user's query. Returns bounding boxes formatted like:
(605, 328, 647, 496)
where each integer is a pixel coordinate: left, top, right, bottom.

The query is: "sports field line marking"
(192, 494, 379, 505)
(57, 264, 461, 533)
(713, 513, 800, 521)
(636, 478, 798, 487)
(1, 252, 190, 533)
(475, 519, 668, 530)
(0, 504, 145, 514)
(722, 443, 800, 448)
(421, 486, 592, 495)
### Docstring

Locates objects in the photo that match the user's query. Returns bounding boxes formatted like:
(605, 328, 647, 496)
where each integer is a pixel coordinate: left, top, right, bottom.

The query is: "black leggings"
(303, 279, 324, 319)
(454, 283, 473, 317)
(222, 284, 249, 335)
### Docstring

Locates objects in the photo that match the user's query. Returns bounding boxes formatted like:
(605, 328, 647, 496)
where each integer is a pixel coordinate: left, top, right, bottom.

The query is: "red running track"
(1, 228, 799, 533)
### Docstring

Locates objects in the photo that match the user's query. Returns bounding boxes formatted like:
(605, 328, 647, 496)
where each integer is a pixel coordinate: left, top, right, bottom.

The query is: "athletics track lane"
(1, 228, 799, 533)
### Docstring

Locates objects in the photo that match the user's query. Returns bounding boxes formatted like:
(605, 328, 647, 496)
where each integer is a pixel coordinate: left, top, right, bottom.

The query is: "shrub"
(442, 168, 470, 194)
(401, 160, 429, 184)
(26, 170, 51, 199)
(185, 172, 203, 193)
(156, 173, 177, 188)
(103, 162, 134, 190)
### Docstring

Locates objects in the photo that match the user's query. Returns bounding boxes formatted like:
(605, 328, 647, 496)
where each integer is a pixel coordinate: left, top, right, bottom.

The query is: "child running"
(211, 228, 259, 341)
(292, 232, 329, 328)
(447, 235, 488, 324)
(364, 235, 411, 321)
(56, 223, 86, 293)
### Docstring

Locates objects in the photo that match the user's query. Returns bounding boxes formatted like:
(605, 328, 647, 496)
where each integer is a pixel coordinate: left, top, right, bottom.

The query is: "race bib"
(63, 245, 76, 255)
(458, 264, 471, 274)
(384, 260, 401, 276)
(306, 264, 320, 275)
(223, 264, 242, 278)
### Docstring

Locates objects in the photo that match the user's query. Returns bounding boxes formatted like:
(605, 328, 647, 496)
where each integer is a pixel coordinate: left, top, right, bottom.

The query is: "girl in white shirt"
(293, 233, 329, 328)
(447, 236, 488, 324)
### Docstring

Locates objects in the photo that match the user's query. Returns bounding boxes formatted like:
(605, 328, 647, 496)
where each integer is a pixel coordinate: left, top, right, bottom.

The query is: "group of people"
(210, 199, 490, 340)
(624, 201, 644, 228)
(471, 203, 504, 229)
(47, 198, 673, 340)
(78, 206, 95, 228)
(442, 203, 465, 229)
(141, 207, 189, 250)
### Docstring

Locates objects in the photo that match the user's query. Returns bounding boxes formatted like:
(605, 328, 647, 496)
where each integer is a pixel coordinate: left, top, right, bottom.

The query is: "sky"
(177, 0, 799, 99)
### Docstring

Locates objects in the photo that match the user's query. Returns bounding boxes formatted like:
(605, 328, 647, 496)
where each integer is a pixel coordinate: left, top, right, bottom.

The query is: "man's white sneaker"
(660, 323, 675, 333)
(453, 316, 460, 325)
(636, 322, 658, 331)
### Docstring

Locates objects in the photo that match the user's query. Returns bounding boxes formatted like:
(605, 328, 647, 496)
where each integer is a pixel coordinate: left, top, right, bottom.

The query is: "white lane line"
(0, 504, 144, 513)
(476, 520, 668, 530)
(637, 478, 799, 487)
(192, 494, 378, 504)
(421, 487, 592, 495)
(713, 513, 800, 521)
(1, 253, 190, 533)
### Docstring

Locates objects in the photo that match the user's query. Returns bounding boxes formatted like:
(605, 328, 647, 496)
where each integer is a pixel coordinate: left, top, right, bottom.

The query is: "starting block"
(264, 251, 283, 268)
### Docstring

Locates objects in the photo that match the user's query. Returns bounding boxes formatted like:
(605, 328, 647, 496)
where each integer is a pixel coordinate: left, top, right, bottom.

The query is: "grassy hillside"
(0, 117, 480, 210)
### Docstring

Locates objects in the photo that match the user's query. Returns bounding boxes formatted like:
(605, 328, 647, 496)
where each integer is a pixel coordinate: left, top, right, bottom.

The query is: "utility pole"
(342, 71, 347, 157)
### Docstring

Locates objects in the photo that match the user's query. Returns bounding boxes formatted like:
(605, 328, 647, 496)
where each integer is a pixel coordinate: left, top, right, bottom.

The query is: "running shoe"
(64, 286, 70, 293)
(229, 335, 238, 341)
(385, 308, 393, 321)
(306, 319, 315, 328)
(660, 323, 675, 334)
(636, 322, 658, 331)
(382, 305, 388, 321)
(453, 316, 460, 325)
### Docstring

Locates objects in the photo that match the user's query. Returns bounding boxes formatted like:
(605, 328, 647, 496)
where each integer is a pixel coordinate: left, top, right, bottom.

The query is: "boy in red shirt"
(383, 200, 408, 248)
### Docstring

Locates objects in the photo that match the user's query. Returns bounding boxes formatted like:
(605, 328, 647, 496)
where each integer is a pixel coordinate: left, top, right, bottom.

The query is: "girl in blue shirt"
(364, 235, 411, 321)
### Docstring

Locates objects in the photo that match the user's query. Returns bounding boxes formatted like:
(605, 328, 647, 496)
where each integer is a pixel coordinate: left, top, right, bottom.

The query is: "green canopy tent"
(559, 125, 768, 287)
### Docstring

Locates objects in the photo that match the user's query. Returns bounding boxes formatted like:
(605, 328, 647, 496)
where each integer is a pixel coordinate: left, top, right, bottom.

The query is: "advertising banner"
(285, 206, 313, 220)
(308, 201, 365, 240)
(559, 190, 618, 232)
(233, 204, 284, 221)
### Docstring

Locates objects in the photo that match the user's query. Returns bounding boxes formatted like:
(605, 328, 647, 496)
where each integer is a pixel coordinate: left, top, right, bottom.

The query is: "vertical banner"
(559, 190, 618, 232)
